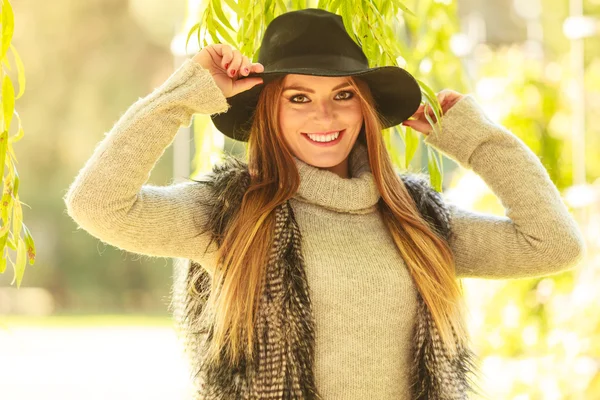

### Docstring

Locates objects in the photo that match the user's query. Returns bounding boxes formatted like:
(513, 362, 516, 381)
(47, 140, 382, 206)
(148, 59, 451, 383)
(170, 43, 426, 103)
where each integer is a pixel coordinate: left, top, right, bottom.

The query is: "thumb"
(232, 77, 264, 96)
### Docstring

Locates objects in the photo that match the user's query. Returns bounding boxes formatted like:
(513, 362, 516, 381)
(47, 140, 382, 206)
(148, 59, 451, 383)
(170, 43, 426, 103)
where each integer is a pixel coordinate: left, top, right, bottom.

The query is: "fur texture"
(170, 154, 484, 399)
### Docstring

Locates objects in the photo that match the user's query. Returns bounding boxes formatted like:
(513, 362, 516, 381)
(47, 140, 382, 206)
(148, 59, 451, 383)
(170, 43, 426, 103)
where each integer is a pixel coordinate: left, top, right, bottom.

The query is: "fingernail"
(231, 69, 236, 76)
(225, 63, 229, 69)
(244, 67, 249, 74)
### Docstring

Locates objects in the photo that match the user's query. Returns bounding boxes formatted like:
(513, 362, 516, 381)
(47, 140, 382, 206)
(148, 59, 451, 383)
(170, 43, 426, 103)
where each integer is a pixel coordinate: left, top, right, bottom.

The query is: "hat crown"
(258, 8, 368, 72)
(210, 8, 422, 142)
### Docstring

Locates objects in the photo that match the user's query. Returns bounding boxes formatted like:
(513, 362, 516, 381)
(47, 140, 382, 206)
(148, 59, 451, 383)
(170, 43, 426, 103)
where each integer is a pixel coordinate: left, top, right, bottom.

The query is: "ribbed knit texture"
(63, 58, 586, 399)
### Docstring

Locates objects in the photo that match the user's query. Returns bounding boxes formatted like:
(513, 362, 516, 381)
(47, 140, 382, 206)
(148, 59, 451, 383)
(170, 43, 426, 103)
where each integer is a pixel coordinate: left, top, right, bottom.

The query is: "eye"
(289, 94, 309, 103)
(336, 90, 354, 100)
(288, 90, 355, 104)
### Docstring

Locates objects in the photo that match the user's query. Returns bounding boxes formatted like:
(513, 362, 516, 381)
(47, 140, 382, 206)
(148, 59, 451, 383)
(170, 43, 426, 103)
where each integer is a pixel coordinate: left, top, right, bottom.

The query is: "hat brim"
(210, 66, 421, 142)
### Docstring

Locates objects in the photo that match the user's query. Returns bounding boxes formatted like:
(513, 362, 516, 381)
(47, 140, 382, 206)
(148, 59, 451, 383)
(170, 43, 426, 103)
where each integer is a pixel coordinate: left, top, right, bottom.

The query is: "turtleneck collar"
(291, 141, 381, 214)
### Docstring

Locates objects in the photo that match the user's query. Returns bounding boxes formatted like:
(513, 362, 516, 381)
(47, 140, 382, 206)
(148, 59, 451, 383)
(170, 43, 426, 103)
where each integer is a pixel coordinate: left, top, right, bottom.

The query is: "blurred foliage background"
(1, 0, 599, 399)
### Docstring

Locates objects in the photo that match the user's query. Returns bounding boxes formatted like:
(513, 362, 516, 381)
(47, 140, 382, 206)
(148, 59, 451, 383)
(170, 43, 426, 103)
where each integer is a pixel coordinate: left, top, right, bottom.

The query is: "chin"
(303, 154, 345, 168)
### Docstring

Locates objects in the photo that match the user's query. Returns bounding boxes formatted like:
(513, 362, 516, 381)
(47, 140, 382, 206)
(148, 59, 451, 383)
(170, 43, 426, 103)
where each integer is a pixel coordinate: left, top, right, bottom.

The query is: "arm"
(423, 95, 586, 279)
(63, 58, 230, 266)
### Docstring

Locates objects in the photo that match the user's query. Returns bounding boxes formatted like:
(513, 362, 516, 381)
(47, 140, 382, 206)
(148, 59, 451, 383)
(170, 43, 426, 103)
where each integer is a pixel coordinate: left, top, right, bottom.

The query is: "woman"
(64, 8, 585, 400)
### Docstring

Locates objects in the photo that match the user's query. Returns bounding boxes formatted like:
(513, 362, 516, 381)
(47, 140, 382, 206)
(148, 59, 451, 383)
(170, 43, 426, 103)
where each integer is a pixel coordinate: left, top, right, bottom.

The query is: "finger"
(411, 104, 425, 118)
(437, 91, 448, 106)
(423, 104, 436, 118)
(228, 50, 242, 77)
(251, 62, 264, 73)
(221, 44, 233, 69)
(402, 120, 433, 134)
(240, 55, 251, 76)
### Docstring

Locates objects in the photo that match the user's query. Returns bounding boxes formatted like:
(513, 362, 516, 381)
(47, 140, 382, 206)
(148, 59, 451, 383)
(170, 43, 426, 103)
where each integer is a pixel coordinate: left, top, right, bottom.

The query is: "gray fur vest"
(171, 154, 483, 399)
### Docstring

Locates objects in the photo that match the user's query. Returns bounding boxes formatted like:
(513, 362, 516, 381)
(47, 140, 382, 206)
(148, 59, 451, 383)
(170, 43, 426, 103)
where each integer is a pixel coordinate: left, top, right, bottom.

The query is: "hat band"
(265, 54, 368, 73)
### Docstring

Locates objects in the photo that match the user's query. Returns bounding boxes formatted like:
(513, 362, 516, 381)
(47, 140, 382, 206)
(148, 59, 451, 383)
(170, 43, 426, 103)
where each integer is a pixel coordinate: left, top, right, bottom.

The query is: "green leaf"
(404, 126, 419, 169)
(275, 0, 287, 13)
(211, 0, 235, 31)
(23, 223, 35, 265)
(422, 102, 441, 138)
(381, 0, 391, 15)
(265, 0, 274, 13)
(251, 45, 261, 63)
(206, 14, 220, 44)
(328, 0, 342, 13)
(13, 237, 26, 288)
(185, 22, 201, 53)
(426, 141, 443, 192)
(215, 22, 237, 46)
(390, 0, 415, 17)
(417, 78, 442, 116)
(223, 0, 241, 15)
(3, 75, 15, 132)
(339, 2, 355, 42)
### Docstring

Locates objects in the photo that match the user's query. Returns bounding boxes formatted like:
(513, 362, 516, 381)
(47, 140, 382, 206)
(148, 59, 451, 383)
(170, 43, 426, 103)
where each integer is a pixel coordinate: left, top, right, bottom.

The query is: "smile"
(302, 129, 345, 146)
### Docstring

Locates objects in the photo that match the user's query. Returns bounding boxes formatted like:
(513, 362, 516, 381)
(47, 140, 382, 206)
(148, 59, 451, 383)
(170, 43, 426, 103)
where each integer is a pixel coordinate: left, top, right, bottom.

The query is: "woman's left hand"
(401, 89, 465, 136)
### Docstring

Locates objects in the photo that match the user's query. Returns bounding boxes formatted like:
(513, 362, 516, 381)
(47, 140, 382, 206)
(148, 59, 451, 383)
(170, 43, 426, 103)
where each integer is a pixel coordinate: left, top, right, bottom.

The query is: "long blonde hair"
(194, 73, 468, 368)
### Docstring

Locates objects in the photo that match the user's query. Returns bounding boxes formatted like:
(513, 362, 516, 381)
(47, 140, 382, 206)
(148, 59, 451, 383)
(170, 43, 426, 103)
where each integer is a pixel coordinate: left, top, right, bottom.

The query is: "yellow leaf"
(7, 114, 23, 144)
(9, 44, 25, 99)
(2, 55, 10, 71)
(12, 196, 21, 239)
(12, 169, 19, 197)
(0, 256, 5, 273)
(0, 230, 6, 251)
(0, 221, 8, 237)
(2, 75, 15, 131)
(6, 236, 15, 250)
(0, 130, 7, 181)
(1, 0, 15, 61)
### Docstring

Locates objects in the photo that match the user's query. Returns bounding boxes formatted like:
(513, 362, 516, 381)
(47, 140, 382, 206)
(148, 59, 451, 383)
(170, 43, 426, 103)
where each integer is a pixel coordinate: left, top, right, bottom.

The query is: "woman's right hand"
(192, 44, 265, 98)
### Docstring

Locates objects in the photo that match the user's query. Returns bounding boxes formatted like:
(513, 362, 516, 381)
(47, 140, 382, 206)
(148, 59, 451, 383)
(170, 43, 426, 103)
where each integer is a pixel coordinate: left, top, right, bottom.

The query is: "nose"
(313, 99, 335, 122)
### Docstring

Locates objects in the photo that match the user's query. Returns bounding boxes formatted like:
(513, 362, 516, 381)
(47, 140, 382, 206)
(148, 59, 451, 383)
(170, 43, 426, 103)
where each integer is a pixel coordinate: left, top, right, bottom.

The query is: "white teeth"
(306, 131, 340, 142)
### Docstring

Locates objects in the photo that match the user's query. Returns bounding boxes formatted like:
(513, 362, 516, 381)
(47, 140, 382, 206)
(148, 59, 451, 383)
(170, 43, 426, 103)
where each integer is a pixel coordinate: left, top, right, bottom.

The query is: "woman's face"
(278, 74, 363, 178)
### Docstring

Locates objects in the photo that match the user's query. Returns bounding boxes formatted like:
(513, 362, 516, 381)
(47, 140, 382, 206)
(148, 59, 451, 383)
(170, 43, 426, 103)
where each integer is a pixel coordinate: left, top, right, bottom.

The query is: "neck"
(321, 157, 350, 179)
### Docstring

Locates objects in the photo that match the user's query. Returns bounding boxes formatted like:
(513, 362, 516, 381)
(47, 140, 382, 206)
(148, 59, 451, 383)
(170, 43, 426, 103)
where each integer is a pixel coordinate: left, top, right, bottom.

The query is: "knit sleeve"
(63, 58, 230, 267)
(423, 95, 586, 279)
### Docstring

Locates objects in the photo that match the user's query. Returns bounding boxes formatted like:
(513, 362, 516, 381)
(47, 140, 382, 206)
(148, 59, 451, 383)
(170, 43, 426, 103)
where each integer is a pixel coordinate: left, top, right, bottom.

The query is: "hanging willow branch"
(185, 0, 468, 192)
(0, 0, 36, 288)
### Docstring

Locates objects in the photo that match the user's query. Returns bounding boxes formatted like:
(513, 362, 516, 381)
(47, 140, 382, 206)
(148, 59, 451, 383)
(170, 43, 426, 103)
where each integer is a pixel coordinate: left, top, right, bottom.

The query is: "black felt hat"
(210, 8, 422, 142)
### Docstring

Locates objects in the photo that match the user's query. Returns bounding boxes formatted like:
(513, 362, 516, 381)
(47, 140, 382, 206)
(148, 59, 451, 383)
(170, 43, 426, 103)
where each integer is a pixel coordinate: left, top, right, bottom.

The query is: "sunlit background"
(1, 0, 600, 399)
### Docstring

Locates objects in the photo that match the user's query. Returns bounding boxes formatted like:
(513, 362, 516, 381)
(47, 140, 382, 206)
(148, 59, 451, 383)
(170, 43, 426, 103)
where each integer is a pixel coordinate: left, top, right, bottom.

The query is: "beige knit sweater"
(64, 58, 586, 399)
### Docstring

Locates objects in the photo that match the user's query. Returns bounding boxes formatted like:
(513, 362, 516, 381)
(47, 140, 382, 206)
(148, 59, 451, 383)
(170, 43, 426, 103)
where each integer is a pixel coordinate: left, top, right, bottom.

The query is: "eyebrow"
(282, 82, 352, 93)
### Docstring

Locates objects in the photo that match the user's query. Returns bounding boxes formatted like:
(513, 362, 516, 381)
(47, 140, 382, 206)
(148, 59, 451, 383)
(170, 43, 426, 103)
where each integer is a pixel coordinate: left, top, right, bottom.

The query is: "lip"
(302, 129, 345, 147)
(302, 130, 342, 135)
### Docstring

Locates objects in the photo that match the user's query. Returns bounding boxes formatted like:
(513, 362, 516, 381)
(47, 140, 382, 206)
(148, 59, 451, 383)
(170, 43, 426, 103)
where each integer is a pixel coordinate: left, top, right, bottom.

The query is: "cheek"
(278, 106, 305, 135)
